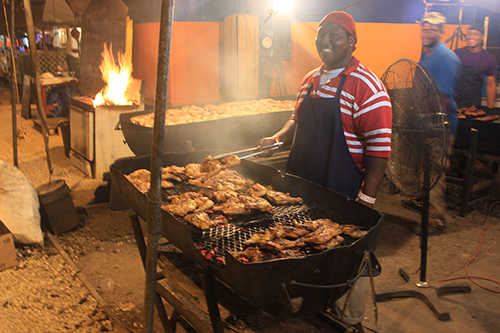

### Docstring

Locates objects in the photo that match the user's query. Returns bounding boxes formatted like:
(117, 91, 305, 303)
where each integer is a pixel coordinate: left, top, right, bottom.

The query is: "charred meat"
(266, 190, 303, 205)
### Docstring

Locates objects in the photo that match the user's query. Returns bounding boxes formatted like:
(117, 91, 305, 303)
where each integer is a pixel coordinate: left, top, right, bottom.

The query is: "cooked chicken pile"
(130, 98, 296, 127)
(125, 154, 303, 229)
(232, 219, 368, 263)
(457, 106, 499, 121)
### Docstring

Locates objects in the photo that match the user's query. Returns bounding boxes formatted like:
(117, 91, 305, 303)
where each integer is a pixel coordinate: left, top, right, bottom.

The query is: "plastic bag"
(0, 161, 44, 245)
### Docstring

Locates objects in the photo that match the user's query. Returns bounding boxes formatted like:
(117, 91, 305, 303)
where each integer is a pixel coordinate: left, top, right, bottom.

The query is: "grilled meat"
(200, 156, 223, 178)
(184, 212, 228, 229)
(245, 230, 276, 245)
(266, 190, 303, 205)
(193, 196, 214, 212)
(256, 239, 282, 253)
(126, 169, 151, 193)
(219, 155, 241, 169)
(200, 189, 239, 203)
(185, 163, 206, 179)
(238, 194, 274, 214)
(281, 225, 310, 238)
(127, 169, 151, 182)
(303, 225, 342, 245)
(189, 169, 254, 191)
(232, 247, 265, 262)
(313, 235, 344, 251)
(245, 183, 270, 197)
(213, 197, 251, 215)
(164, 192, 213, 216)
(293, 218, 339, 232)
(342, 224, 368, 239)
(161, 180, 174, 189)
(161, 165, 188, 182)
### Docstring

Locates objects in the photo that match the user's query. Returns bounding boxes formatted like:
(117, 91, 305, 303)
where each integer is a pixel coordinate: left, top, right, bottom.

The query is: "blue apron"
(286, 75, 362, 199)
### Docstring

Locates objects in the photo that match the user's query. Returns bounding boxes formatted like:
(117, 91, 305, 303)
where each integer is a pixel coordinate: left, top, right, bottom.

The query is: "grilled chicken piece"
(303, 225, 342, 245)
(133, 181, 150, 194)
(161, 165, 188, 182)
(313, 235, 344, 251)
(164, 192, 210, 216)
(200, 155, 223, 178)
(219, 155, 241, 169)
(266, 190, 303, 205)
(245, 183, 270, 197)
(213, 197, 251, 215)
(342, 224, 367, 239)
(127, 169, 151, 182)
(163, 201, 197, 216)
(256, 239, 282, 253)
(232, 247, 264, 262)
(211, 190, 239, 202)
(184, 212, 227, 229)
(238, 194, 274, 214)
(126, 169, 152, 193)
(193, 196, 214, 212)
(185, 163, 206, 179)
(161, 180, 174, 188)
(245, 230, 276, 245)
(293, 218, 339, 232)
(281, 225, 310, 238)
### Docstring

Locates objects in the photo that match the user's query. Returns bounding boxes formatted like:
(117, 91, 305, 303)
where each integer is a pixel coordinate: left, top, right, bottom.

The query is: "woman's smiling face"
(315, 21, 354, 70)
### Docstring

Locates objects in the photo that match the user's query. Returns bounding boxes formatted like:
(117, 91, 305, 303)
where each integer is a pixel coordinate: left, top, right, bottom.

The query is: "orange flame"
(93, 43, 134, 107)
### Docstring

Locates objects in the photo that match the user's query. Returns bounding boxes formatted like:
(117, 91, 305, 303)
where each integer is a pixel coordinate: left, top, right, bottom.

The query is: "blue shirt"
(419, 42, 461, 135)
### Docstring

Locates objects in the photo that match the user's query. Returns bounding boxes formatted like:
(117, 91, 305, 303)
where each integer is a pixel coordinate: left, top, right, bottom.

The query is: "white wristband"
(358, 192, 376, 204)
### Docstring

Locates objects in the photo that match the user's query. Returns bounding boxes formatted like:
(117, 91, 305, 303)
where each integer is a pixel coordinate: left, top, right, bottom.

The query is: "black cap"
(469, 23, 484, 34)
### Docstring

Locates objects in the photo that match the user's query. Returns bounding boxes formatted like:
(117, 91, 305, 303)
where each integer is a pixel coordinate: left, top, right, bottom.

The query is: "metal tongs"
(211, 142, 283, 160)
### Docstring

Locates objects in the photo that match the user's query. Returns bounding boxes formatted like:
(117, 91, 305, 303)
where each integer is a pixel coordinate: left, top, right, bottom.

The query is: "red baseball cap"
(319, 11, 357, 50)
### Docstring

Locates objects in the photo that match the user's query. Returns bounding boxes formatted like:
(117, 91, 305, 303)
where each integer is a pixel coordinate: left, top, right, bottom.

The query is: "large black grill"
(110, 150, 384, 317)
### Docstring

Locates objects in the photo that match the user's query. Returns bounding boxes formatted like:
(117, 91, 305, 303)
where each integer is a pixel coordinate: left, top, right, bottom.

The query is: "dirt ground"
(1, 86, 500, 333)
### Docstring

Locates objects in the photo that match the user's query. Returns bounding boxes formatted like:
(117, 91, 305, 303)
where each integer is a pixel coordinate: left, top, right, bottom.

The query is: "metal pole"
(23, 0, 53, 177)
(6, 0, 17, 167)
(144, 0, 174, 332)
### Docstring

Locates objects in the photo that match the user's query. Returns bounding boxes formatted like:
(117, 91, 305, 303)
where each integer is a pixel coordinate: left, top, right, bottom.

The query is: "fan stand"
(376, 153, 471, 321)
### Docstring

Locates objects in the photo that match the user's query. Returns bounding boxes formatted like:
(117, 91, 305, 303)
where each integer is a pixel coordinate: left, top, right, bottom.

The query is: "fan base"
(376, 267, 471, 321)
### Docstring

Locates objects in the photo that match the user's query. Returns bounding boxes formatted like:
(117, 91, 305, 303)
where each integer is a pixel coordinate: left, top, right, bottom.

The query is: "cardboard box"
(0, 220, 18, 271)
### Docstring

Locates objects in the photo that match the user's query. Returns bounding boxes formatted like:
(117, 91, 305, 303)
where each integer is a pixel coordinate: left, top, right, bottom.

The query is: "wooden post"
(5, 0, 17, 166)
(23, 0, 53, 176)
(3, 0, 19, 104)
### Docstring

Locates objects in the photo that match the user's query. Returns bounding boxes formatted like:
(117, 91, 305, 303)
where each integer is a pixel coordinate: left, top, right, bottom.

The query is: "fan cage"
(382, 59, 450, 198)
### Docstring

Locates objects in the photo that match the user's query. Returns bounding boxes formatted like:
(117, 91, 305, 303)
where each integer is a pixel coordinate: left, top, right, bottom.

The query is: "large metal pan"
(118, 106, 293, 156)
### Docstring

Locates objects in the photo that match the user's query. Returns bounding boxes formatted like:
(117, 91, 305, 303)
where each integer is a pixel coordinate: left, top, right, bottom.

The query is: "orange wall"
(276, 22, 468, 96)
(133, 22, 220, 107)
(133, 21, 469, 106)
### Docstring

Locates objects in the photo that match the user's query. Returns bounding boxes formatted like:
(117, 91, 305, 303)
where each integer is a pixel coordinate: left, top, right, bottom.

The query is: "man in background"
(454, 23, 498, 109)
(66, 28, 80, 77)
(404, 12, 460, 231)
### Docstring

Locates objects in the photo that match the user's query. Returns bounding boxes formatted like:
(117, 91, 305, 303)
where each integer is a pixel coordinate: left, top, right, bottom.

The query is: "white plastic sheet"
(0, 161, 43, 245)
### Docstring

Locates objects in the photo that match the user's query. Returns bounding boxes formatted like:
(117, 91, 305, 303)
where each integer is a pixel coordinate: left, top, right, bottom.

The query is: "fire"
(93, 43, 134, 107)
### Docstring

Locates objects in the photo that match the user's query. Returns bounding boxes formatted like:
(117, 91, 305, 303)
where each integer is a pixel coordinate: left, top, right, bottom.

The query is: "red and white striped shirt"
(293, 57, 392, 172)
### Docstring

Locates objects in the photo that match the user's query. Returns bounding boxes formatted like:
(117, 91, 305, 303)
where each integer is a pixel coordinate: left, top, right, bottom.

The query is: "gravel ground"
(0, 244, 116, 333)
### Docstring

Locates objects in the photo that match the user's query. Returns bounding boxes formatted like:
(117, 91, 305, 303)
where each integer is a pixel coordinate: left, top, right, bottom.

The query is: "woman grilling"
(257, 11, 392, 332)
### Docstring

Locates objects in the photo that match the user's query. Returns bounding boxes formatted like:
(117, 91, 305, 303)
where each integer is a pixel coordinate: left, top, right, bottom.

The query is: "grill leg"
(199, 269, 224, 333)
(130, 214, 174, 333)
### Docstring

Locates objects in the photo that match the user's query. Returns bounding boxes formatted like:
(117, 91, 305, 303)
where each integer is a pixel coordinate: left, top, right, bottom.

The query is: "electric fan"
(376, 59, 470, 321)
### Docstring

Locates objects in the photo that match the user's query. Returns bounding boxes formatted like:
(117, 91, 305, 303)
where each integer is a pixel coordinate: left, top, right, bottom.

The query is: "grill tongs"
(211, 142, 283, 160)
